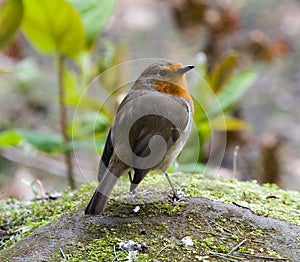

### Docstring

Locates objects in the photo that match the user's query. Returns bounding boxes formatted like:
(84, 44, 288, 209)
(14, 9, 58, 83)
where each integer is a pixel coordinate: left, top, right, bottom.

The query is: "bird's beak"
(178, 65, 195, 74)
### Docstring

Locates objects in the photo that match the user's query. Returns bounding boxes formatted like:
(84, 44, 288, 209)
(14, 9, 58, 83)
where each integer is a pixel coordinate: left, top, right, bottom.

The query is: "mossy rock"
(0, 173, 299, 261)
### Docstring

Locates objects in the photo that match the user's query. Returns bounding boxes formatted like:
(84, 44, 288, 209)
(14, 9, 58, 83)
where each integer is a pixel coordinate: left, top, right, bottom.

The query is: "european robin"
(85, 60, 194, 215)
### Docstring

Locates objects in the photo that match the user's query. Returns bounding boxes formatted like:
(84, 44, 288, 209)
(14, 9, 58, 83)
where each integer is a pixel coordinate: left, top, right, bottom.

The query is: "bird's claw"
(168, 190, 180, 205)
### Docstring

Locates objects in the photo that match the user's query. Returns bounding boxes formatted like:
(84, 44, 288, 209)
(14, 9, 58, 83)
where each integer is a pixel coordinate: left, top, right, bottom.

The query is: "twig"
(157, 245, 169, 256)
(199, 230, 238, 240)
(59, 247, 67, 260)
(207, 251, 243, 261)
(240, 253, 288, 261)
(209, 219, 234, 235)
(227, 238, 247, 255)
(232, 202, 253, 213)
(58, 53, 75, 189)
(233, 145, 240, 178)
(235, 225, 242, 236)
(111, 245, 120, 262)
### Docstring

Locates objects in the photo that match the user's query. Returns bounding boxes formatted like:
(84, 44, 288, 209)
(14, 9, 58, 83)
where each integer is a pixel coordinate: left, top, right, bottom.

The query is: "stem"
(58, 53, 75, 189)
(233, 145, 240, 178)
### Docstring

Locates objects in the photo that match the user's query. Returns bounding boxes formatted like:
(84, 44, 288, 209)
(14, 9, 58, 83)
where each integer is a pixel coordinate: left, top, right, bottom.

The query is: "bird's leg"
(165, 173, 179, 205)
(128, 170, 133, 184)
(128, 171, 137, 202)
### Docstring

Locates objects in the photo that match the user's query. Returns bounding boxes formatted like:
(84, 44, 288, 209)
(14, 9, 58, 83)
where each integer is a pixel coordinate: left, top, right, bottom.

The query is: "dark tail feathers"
(85, 190, 109, 215)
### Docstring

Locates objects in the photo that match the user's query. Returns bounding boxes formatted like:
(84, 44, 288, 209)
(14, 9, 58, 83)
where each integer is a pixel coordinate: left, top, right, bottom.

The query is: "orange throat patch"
(151, 79, 194, 114)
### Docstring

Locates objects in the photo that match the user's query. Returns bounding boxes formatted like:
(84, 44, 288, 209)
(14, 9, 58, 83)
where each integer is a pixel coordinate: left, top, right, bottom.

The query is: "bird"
(85, 59, 194, 215)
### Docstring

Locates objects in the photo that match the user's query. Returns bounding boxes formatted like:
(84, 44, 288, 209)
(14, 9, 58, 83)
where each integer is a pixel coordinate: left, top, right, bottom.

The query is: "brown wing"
(129, 113, 183, 190)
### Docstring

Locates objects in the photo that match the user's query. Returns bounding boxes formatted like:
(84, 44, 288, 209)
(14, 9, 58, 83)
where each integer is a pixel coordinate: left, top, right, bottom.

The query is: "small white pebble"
(181, 236, 194, 247)
(132, 205, 140, 213)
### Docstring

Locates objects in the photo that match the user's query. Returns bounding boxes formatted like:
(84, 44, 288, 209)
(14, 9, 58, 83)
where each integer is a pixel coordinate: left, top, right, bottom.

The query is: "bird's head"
(134, 60, 194, 101)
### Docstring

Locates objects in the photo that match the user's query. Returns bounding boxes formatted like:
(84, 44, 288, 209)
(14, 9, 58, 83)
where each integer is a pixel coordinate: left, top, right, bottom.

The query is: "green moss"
(161, 173, 300, 225)
(1, 172, 299, 261)
(54, 206, 284, 261)
(0, 183, 93, 249)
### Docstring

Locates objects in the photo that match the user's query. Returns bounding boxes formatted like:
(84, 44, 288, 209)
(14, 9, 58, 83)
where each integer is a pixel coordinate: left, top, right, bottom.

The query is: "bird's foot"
(168, 190, 180, 205)
(129, 190, 137, 202)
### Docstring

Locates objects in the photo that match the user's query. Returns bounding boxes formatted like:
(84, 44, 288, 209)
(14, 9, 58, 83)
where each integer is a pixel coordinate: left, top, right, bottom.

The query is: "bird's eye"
(158, 70, 168, 77)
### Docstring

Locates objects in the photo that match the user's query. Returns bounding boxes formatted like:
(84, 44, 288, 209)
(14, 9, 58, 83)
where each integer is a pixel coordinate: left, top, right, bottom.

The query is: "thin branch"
(207, 251, 242, 261)
(59, 247, 67, 260)
(227, 238, 247, 255)
(232, 202, 253, 212)
(157, 245, 169, 256)
(240, 253, 288, 261)
(209, 219, 234, 235)
(111, 245, 120, 262)
(233, 145, 240, 178)
(58, 53, 75, 189)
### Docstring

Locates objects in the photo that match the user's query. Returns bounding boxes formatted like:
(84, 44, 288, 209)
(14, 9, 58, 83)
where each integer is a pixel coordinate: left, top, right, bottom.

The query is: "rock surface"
(1, 197, 299, 261)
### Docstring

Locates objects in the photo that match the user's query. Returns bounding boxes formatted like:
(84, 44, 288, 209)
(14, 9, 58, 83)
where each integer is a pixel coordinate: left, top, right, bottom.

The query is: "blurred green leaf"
(63, 67, 77, 102)
(191, 67, 255, 162)
(17, 129, 63, 153)
(59, 63, 103, 112)
(68, 0, 116, 47)
(218, 69, 257, 112)
(0, 130, 22, 147)
(66, 92, 103, 111)
(211, 115, 251, 131)
(193, 98, 207, 123)
(196, 120, 212, 142)
(21, 0, 85, 57)
(0, 129, 63, 153)
(0, 127, 107, 153)
(71, 112, 109, 139)
(0, 0, 23, 50)
(206, 69, 257, 118)
(210, 52, 238, 93)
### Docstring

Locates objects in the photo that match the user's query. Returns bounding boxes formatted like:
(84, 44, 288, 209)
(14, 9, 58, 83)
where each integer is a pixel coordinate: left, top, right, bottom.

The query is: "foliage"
(0, 129, 62, 153)
(68, 0, 116, 48)
(185, 52, 256, 162)
(0, 0, 117, 188)
(21, 0, 85, 57)
(0, 0, 23, 50)
(0, 0, 256, 182)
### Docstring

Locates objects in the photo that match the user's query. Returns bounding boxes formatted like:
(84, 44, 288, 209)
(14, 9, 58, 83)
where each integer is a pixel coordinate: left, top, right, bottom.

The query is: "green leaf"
(17, 129, 63, 153)
(21, 0, 85, 57)
(211, 115, 251, 131)
(209, 52, 238, 93)
(0, 129, 63, 153)
(62, 67, 102, 110)
(68, 0, 116, 47)
(0, 130, 22, 147)
(68, 94, 104, 111)
(207, 69, 257, 118)
(218, 69, 257, 111)
(0, 0, 23, 50)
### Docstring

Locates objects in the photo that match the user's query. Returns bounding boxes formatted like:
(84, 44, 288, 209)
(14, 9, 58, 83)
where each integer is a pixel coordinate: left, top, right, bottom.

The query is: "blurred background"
(0, 0, 299, 199)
